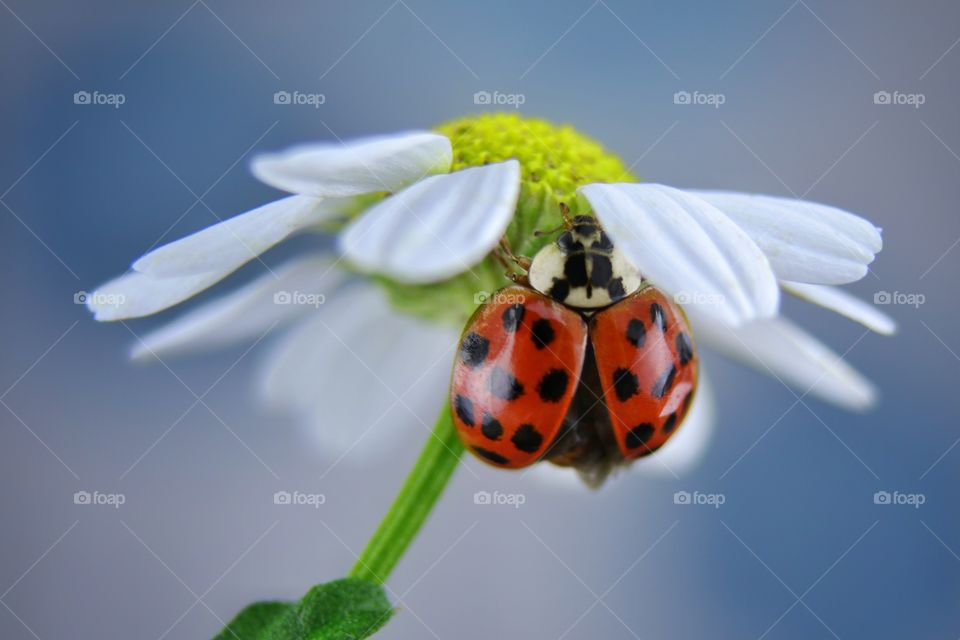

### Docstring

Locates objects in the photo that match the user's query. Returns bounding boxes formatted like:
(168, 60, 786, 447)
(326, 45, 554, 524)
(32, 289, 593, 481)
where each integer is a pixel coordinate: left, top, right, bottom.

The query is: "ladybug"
(450, 210, 698, 486)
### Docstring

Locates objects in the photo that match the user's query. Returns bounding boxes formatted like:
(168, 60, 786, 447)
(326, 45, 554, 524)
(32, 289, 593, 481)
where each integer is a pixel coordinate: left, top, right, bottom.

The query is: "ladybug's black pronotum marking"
(473, 446, 509, 465)
(537, 369, 569, 402)
(548, 279, 570, 303)
(460, 332, 490, 368)
(607, 277, 626, 300)
(676, 332, 694, 366)
(512, 424, 543, 453)
(481, 413, 504, 441)
(489, 367, 524, 401)
(651, 364, 677, 399)
(612, 367, 640, 402)
(502, 304, 525, 332)
(531, 318, 555, 349)
(454, 394, 475, 426)
(625, 318, 646, 348)
(625, 423, 655, 449)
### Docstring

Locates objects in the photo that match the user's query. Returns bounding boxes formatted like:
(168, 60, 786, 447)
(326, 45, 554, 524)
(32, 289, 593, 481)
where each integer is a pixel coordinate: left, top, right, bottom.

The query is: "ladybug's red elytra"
(450, 213, 698, 486)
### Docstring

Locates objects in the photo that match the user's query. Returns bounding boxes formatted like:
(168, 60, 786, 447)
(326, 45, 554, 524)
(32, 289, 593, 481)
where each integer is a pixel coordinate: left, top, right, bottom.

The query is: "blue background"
(1, 1, 958, 638)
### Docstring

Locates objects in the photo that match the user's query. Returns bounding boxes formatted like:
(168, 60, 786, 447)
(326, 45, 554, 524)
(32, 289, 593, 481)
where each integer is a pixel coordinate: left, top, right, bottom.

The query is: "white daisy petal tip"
(580, 183, 780, 327)
(691, 190, 883, 285)
(250, 131, 453, 198)
(782, 281, 898, 336)
(340, 158, 521, 284)
(85, 270, 226, 321)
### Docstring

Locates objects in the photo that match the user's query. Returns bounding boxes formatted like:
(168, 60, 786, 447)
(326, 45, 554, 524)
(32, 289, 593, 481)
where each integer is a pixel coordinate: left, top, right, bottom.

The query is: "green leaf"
(215, 578, 393, 640)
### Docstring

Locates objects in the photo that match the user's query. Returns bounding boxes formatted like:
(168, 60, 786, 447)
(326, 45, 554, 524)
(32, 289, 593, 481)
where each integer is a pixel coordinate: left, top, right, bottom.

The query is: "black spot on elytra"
(612, 367, 640, 402)
(512, 424, 543, 453)
(537, 369, 569, 402)
(607, 277, 626, 301)
(481, 413, 503, 441)
(489, 367, 524, 401)
(473, 446, 509, 465)
(502, 304, 525, 332)
(531, 319, 555, 349)
(662, 412, 678, 434)
(590, 254, 613, 287)
(650, 303, 667, 332)
(625, 423, 655, 449)
(564, 254, 589, 287)
(651, 364, 677, 399)
(459, 332, 489, 368)
(626, 319, 646, 348)
(676, 332, 693, 366)
(548, 279, 570, 303)
(454, 394, 475, 426)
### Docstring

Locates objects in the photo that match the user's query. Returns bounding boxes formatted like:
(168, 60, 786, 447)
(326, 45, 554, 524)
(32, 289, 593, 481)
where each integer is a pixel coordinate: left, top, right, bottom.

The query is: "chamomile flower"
(87, 113, 893, 472)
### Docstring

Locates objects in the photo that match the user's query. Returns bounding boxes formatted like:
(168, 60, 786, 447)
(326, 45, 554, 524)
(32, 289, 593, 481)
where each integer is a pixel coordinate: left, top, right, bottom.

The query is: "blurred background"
(1, 1, 958, 637)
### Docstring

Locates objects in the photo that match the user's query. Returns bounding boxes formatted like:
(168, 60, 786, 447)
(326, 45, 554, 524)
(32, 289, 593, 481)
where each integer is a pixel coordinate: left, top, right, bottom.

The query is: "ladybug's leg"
(494, 236, 532, 286)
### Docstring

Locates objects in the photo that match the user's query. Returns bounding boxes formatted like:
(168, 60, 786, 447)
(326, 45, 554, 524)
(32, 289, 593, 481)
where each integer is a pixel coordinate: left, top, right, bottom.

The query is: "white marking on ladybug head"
(528, 215, 642, 309)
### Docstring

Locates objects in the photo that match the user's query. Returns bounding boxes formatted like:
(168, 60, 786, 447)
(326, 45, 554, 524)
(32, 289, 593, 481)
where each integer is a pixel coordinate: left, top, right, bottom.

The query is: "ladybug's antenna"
(533, 202, 575, 237)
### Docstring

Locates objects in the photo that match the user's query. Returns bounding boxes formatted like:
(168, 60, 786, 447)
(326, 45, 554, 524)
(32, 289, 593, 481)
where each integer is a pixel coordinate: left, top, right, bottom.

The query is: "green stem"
(349, 402, 463, 584)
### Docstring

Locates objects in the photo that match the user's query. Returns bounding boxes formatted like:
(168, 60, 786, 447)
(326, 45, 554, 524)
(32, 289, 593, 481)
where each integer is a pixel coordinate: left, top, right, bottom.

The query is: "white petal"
(781, 281, 897, 336)
(581, 183, 779, 326)
(340, 160, 521, 284)
(632, 371, 716, 477)
(133, 196, 346, 278)
(259, 284, 458, 458)
(692, 191, 882, 285)
(88, 270, 228, 321)
(130, 256, 348, 361)
(691, 313, 877, 411)
(250, 131, 452, 197)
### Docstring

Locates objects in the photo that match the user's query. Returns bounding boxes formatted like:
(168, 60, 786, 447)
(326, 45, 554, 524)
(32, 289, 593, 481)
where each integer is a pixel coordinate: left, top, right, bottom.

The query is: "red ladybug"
(450, 213, 698, 486)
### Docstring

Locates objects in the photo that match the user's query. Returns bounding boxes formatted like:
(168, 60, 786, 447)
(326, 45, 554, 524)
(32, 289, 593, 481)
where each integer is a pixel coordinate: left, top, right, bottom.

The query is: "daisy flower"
(87, 113, 893, 473)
